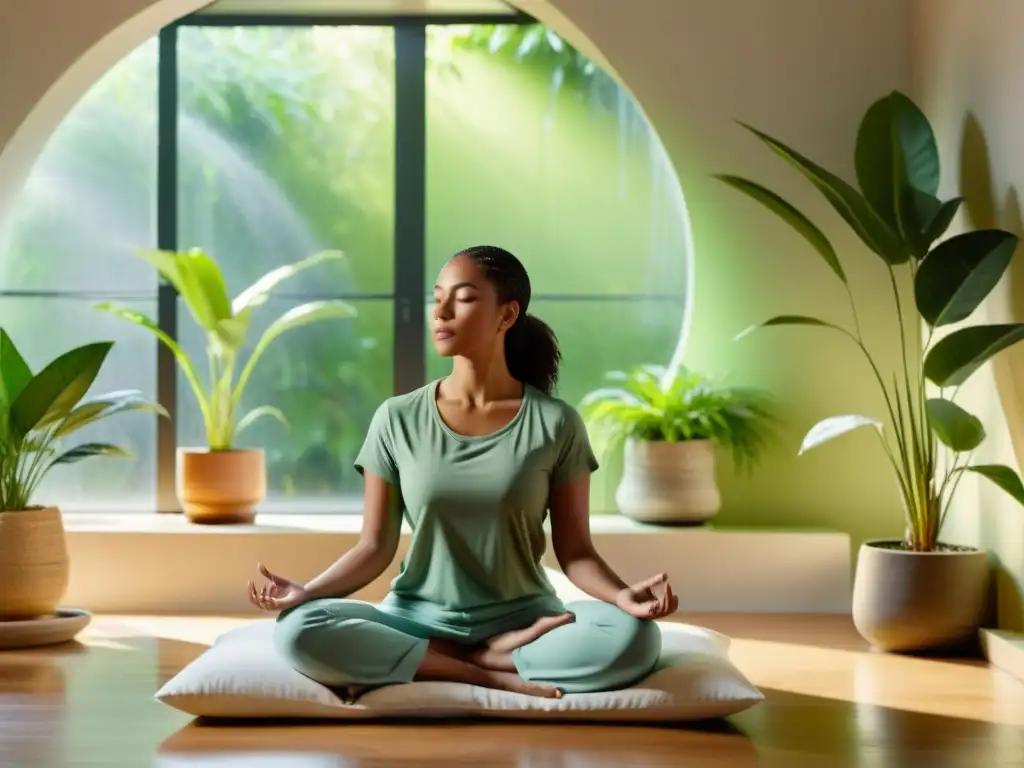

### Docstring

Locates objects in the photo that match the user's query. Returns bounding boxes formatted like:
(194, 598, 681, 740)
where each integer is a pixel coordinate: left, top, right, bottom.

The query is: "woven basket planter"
(0, 506, 70, 620)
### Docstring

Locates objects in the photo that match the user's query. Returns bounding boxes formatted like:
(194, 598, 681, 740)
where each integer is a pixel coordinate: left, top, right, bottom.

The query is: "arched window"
(0, 9, 692, 513)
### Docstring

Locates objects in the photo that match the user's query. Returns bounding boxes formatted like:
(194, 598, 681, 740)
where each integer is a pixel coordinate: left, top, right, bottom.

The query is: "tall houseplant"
(716, 90, 1024, 651)
(0, 330, 165, 619)
(580, 364, 776, 523)
(97, 247, 355, 523)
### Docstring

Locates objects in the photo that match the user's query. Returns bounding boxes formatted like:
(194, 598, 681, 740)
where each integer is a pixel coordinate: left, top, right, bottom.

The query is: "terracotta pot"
(177, 448, 265, 524)
(0, 506, 70, 619)
(614, 438, 722, 524)
(852, 540, 990, 652)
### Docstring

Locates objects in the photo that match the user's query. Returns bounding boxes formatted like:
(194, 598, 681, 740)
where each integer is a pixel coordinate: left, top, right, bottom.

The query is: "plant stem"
(886, 264, 933, 548)
(938, 450, 970, 535)
(834, 323, 913, 510)
(844, 283, 865, 344)
(206, 343, 237, 450)
(18, 429, 55, 509)
(890, 378, 920, 537)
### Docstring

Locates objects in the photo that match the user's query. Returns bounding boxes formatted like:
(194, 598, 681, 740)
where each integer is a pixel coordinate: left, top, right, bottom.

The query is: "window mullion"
(392, 23, 427, 396)
(156, 25, 180, 514)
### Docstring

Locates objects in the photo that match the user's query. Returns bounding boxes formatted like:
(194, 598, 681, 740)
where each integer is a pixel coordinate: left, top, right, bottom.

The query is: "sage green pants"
(274, 598, 661, 694)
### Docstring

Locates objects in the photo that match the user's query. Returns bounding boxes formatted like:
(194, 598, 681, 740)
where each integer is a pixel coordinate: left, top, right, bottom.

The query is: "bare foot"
(487, 670, 563, 698)
(414, 642, 562, 698)
(485, 612, 576, 653)
(466, 612, 575, 672)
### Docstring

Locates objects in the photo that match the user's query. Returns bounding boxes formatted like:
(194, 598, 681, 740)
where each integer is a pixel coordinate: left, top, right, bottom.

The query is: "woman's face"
(431, 255, 518, 359)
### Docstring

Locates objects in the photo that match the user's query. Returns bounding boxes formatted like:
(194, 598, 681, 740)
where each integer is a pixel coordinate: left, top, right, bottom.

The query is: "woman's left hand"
(615, 573, 678, 619)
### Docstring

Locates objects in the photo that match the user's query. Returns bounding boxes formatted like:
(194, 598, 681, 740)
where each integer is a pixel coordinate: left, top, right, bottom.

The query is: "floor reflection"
(0, 651, 68, 768)
(157, 719, 760, 767)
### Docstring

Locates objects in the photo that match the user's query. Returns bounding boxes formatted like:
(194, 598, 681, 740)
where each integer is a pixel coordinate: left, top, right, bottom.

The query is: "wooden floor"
(2, 614, 1023, 768)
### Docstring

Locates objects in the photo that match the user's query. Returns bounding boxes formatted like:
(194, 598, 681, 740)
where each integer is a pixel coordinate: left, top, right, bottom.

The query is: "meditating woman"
(248, 245, 678, 698)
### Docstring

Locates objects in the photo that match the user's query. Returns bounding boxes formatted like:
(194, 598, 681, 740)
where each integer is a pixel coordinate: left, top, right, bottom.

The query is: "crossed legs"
(275, 599, 659, 698)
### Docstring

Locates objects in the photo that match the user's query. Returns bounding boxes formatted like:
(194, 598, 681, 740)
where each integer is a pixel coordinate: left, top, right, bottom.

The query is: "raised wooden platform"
(2, 613, 1022, 767)
(62, 513, 853, 614)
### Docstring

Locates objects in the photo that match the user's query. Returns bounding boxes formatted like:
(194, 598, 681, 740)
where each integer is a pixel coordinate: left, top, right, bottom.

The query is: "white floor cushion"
(155, 617, 764, 722)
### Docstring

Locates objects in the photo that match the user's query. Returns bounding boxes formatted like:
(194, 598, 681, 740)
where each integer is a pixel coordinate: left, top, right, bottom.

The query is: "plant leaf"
(923, 323, 1024, 387)
(898, 190, 960, 257)
(137, 248, 231, 332)
(921, 196, 963, 246)
(925, 397, 985, 452)
(714, 175, 846, 283)
(56, 389, 168, 437)
(0, 329, 32, 440)
(178, 248, 232, 331)
(213, 307, 254, 356)
(579, 387, 644, 409)
(132, 248, 188, 295)
(214, 251, 346, 355)
(735, 315, 848, 342)
(94, 304, 208, 419)
(9, 342, 112, 441)
(232, 250, 345, 315)
(234, 405, 288, 438)
(855, 91, 939, 231)
(799, 414, 883, 455)
(49, 442, 131, 467)
(915, 229, 1018, 327)
(959, 464, 1024, 506)
(740, 122, 908, 264)
(233, 300, 356, 404)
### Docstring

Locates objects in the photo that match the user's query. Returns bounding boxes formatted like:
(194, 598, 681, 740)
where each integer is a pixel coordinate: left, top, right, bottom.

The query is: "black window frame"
(154, 11, 537, 512)
(132, 10, 685, 512)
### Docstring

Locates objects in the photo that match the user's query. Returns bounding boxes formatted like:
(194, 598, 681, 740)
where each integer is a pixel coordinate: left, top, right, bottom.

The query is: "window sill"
(61, 510, 842, 536)
(59, 510, 852, 616)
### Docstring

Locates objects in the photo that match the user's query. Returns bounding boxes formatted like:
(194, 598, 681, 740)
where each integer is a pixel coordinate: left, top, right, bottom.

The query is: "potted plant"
(715, 90, 1024, 651)
(579, 363, 776, 524)
(0, 330, 165, 619)
(96, 247, 355, 524)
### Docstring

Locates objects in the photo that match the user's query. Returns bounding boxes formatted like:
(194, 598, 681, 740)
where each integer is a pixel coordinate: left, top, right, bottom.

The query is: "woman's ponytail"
(505, 313, 561, 395)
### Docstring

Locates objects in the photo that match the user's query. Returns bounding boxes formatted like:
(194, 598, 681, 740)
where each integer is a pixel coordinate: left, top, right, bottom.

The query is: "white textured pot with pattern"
(614, 438, 722, 524)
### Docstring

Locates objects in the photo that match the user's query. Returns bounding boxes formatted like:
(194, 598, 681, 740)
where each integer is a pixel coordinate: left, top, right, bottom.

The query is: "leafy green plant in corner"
(96, 248, 356, 451)
(0, 330, 166, 511)
(579, 364, 777, 473)
(715, 90, 1024, 551)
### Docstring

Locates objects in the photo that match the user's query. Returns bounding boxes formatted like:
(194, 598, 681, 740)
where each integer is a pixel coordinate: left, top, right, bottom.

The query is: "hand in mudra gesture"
(615, 572, 678, 620)
(248, 563, 309, 612)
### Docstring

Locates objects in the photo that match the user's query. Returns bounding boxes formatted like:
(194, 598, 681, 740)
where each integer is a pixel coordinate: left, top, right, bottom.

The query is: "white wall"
(913, 0, 1024, 631)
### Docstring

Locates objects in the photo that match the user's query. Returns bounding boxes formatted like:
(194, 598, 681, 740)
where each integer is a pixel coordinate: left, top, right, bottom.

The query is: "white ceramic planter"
(614, 438, 722, 524)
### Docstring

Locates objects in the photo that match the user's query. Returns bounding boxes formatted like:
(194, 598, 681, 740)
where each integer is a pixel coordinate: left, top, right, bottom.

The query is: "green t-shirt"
(354, 379, 599, 641)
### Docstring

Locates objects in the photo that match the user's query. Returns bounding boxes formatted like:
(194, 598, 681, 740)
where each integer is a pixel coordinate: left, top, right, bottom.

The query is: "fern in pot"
(0, 330, 165, 619)
(715, 90, 1024, 652)
(580, 364, 776, 524)
(97, 247, 355, 524)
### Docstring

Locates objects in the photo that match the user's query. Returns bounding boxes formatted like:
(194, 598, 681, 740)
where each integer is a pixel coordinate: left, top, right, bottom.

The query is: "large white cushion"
(155, 573, 763, 722)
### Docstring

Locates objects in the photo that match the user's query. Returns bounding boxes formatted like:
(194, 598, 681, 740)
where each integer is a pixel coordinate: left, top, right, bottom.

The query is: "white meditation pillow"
(155, 569, 763, 721)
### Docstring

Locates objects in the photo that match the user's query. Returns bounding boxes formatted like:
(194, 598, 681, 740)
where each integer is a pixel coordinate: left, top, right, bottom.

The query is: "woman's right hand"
(248, 563, 310, 612)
